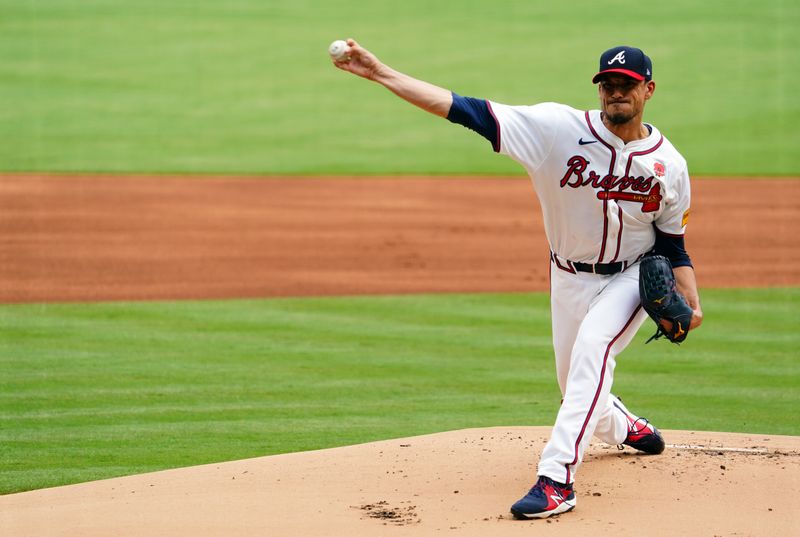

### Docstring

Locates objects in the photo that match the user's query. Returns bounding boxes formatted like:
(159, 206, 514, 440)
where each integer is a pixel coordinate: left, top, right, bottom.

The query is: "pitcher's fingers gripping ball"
(328, 39, 383, 81)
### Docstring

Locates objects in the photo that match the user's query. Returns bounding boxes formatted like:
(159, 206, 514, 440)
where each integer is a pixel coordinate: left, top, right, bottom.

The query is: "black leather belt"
(551, 251, 640, 275)
(572, 261, 624, 275)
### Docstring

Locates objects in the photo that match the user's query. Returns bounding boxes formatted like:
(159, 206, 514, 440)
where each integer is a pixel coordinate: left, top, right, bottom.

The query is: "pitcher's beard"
(604, 110, 635, 125)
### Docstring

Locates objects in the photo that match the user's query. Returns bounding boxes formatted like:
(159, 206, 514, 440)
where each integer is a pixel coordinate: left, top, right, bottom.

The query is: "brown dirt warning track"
(1, 174, 799, 536)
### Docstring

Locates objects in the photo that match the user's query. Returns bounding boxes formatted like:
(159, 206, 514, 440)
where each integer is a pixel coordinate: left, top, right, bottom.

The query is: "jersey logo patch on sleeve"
(682, 209, 691, 227)
(653, 162, 665, 177)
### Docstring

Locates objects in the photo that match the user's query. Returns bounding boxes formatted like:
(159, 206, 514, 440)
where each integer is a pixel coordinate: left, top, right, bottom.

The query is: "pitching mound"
(2, 427, 798, 536)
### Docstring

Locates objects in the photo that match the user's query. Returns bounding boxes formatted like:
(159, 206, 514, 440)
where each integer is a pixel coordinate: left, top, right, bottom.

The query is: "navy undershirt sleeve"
(653, 227, 693, 268)
(446, 92, 500, 152)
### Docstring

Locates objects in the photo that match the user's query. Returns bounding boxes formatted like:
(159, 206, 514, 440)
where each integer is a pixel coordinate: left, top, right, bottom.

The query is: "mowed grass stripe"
(1, 288, 797, 493)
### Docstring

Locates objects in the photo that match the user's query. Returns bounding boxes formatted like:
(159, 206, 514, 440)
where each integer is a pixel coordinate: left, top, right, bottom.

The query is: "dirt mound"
(2, 427, 798, 536)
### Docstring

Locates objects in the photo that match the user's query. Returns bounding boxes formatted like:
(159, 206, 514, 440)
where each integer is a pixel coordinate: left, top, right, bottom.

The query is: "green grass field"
(1, 288, 798, 494)
(0, 0, 798, 175)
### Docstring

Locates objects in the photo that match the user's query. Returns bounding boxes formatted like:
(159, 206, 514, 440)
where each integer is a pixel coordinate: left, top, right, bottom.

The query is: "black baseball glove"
(639, 255, 693, 343)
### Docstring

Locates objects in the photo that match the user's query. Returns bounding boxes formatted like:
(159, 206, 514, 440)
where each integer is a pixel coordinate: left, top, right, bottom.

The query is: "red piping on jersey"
(486, 100, 501, 153)
(610, 205, 624, 263)
(610, 135, 665, 262)
(564, 304, 642, 484)
(584, 111, 617, 263)
(551, 251, 577, 274)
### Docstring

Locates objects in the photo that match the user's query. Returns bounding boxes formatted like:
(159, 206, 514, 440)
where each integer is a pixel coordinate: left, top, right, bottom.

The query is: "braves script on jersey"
(488, 102, 690, 265)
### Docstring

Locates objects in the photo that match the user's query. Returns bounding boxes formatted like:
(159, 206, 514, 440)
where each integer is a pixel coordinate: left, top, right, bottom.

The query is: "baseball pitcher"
(332, 40, 703, 520)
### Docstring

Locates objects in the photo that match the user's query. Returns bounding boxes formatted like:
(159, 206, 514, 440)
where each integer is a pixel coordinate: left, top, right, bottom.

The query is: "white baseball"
(328, 40, 349, 61)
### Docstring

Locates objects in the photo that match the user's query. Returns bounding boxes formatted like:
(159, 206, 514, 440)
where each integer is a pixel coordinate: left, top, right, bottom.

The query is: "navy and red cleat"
(621, 414, 665, 454)
(510, 476, 577, 519)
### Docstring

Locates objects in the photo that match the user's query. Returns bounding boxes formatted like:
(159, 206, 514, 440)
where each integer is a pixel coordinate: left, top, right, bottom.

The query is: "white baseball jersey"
(477, 101, 693, 485)
(487, 102, 691, 264)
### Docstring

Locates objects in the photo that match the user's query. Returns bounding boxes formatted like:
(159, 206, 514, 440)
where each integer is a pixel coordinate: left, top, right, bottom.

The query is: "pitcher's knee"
(572, 334, 614, 359)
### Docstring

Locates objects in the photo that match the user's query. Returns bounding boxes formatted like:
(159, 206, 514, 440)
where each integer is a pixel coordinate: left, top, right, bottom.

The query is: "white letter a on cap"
(608, 51, 626, 65)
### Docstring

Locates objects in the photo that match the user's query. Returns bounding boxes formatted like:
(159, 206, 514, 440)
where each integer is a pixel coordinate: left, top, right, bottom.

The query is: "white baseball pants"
(537, 259, 649, 484)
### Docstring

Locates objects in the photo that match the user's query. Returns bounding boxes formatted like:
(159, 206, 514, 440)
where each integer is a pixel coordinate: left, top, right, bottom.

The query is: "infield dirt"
(1, 175, 798, 536)
(1, 175, 798, 303)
